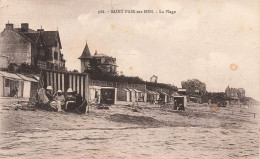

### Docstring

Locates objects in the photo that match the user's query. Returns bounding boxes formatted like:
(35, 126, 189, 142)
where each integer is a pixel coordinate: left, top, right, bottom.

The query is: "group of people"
(38, 86, 83, 112)
(173, 100, 185, 111)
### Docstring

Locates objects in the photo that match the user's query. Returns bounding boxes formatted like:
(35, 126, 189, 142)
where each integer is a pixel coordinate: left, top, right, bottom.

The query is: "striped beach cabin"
(41, 69, 90, 101)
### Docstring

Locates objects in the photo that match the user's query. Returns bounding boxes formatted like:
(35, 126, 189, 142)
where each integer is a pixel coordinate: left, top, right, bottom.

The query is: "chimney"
(37, 29, 44, 32)
(21, 23, 29, 32)
(5, 23, 13, 30)
(37, 25, 44, 32)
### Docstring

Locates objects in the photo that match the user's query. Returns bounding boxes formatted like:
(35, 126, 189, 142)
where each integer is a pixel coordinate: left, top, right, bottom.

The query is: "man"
(174, 100, 178, 110)
(46, 86, 54, 101)
(46, 86, 58, 111)
(54, 90, 65, 112)
(74, 91, 83, 106)
(13, 87, 18, 98)
(65, 88, 76, 112)
(178, 103, 185, 111)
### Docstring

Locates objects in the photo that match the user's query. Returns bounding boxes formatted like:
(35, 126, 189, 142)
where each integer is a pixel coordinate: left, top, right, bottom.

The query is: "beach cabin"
(100, 87, 117, 104)
(159, 91, 168, 103)
(16, 74, 38, 99)
(0, 71, 23, 97)
(117, 88, 131, 102)
(42, 69, 90, 101)
(173, 96, 187, 109)
(0, 71, 38, 98)
(147, 91, 156, 103)
(134, 89, 145, 102)
(89, 85, 101, 103)
(128, 89, 136, 102)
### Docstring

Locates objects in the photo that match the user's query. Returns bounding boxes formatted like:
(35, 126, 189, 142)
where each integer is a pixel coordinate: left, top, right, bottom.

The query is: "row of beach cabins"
(0, 69, 173, 105)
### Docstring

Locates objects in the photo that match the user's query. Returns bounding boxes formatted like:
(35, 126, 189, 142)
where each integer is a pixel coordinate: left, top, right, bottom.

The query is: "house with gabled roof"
(0, 22, 66, 71)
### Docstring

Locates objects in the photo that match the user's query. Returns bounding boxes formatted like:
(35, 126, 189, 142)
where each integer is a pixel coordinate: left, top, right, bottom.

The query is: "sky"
(0, 0, 259, 100)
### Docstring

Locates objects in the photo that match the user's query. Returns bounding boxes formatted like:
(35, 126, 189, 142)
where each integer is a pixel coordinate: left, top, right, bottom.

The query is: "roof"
(16, 74, 38, 82)
(134, 89, 143, 93)
(148, 91, 160, 95)
(13, 28, 37, 33)
(90, 86, 101, 89)
(92, 53, 108, 57)
(40, 31, 62, 48)
(101, 87, 116, 89)
(173, 96, 186, 98)
(171, 92, 180, 96)
(12, 29, 62, 48)
(148, 91, 156, 95)
(0, 71, 22, 80)
(22, 32, 40, 43)
(159, 91, 168, 95)
(128, 89, 135, 92)
(32, 75, 40, 81)
(78, 41, 92, 59)
(178, 88, 186, 92)
(124, 88, 130, 92)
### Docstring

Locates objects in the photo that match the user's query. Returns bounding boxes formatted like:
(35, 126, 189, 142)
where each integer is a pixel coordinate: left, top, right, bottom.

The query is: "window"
(5, 79, 10, 87)
(54, 52, 58, 60)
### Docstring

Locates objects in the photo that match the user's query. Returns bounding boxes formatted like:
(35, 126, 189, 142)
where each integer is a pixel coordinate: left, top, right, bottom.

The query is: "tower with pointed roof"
(78, 41, 92, 73)
(78, 41, 118, 74)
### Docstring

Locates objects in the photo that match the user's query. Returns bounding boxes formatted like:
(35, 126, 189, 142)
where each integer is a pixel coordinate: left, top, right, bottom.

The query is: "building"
(0, 23, 66, 71)
(181, 79, 206, 102)
(181, 79, 206, 95)
(78, 42, 117, 73)
(150, 75, 158, 83)
(0, 71, 38, 98)
(225, 86, 245, 99)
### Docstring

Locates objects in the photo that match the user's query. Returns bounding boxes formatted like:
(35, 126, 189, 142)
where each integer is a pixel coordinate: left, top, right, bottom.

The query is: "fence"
(42, 69, 89, 100)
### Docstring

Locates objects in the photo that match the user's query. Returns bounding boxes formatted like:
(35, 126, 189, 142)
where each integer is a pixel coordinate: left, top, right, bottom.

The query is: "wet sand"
(0, 98, 259, 159)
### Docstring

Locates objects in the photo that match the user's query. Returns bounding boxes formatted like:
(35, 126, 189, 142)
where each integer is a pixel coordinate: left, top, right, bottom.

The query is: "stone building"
(0, 23, 66, 71)
(78, 42, 117, 73)
(225, 86, 245, 99)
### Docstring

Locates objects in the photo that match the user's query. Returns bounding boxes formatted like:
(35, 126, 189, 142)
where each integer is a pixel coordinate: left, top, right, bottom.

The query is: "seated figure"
(65, 88, 76, 112)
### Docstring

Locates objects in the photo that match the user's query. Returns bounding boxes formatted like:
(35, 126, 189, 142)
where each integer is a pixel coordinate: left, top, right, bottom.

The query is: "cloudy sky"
(0, 0, 259, 100)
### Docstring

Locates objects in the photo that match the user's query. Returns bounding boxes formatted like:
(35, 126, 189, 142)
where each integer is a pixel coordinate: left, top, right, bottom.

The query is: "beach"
(0, 98, 259, 159)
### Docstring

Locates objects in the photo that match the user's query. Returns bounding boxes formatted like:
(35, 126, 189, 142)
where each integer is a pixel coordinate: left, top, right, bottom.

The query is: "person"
(95, 91, 100, 103)
(174, 100, 178, 110)
(54, 90, 65, 112)
(46, 86, 54, 101)
(178, 103, 185, 111)
(74, 91, 83, 106)
(45, 86, 58, 111)
(37, 88, 49, 107)
(13, 87, 18, 98)
(65, 88, 76, 111)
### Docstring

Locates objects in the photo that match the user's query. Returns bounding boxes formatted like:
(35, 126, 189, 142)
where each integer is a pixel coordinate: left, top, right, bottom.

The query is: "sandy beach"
(0, 98, 259, 159)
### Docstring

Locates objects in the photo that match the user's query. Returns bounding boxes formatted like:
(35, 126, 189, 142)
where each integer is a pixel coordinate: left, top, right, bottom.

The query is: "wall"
(0, 56, 9, 70)
(117, 88, 127, 101)
(23, 81, 31, 98)
(0, 30, 31, 65)
(0, 76, 3, 97)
